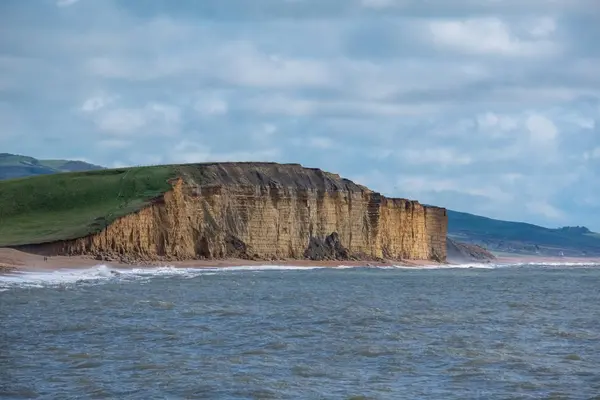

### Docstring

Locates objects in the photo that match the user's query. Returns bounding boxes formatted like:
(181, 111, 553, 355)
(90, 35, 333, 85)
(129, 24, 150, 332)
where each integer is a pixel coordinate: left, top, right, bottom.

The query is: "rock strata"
(18, 163, 448, 263)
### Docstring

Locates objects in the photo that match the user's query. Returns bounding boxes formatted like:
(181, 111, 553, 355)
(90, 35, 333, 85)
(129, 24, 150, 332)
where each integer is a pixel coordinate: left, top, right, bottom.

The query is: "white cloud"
(96, 109, 146, 135)
(92, 103, 181, 136)
(216, 42, 334, 88)
(525, 114, 559, 144)
(171, 140, 280, 164)
(81, 95, 116, 112)
(398, 148, 473, 166)
(393, 175, 514, 204)
(251, 123, 278, 143)
(428, 17, 557, 56)
(529, 17, 557, 38)
(476, 112, 518, 134)
(194, 98, 228, 116)
(98, 139, 131, 149)
(307, 136, 335, 149)
(3, 0, 600, 229)
(583, 147, 600, 160)
(526, 200, 564, 220)
(242, 94, 440, 117)
(360, 0, 399, 9)
(56, 0, 80, 7)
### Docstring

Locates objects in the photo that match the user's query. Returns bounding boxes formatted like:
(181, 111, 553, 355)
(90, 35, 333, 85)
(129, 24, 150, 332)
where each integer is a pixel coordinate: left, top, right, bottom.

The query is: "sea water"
(1, 263, 599, 399)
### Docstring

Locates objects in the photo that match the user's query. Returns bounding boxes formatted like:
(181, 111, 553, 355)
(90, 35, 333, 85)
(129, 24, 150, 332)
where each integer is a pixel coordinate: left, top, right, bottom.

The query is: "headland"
(0, 162, 448, 269)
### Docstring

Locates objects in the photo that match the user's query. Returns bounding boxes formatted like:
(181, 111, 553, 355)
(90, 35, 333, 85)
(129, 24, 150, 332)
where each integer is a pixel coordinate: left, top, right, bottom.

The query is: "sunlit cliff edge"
(1, 162, 448, 263)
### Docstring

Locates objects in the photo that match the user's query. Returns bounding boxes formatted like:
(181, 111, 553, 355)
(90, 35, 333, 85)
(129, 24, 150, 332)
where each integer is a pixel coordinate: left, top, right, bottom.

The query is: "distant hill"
(447, 210, 600, 257)
(0, 153, 103, 180)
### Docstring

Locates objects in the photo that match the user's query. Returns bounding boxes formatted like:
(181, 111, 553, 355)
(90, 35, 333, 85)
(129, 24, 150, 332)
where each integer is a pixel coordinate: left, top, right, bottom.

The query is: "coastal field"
(0, 166, 176, 247)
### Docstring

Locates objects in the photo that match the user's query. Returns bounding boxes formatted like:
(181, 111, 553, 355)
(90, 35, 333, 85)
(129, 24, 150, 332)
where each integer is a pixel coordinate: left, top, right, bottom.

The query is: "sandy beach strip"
(2, 247, 599, 275)
(0, 247, 436, 273)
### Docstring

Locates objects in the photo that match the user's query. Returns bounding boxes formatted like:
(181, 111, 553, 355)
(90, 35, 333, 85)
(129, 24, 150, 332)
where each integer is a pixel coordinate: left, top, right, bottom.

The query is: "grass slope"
(0, 166, 176, 247)
(448, 210, 600, 254)
(0, 153, 103, 180)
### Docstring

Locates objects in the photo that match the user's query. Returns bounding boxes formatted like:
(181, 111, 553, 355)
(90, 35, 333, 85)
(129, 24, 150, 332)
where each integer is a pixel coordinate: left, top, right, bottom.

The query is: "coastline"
(2, 248, 600, 275)
(0, 248, 436, 274)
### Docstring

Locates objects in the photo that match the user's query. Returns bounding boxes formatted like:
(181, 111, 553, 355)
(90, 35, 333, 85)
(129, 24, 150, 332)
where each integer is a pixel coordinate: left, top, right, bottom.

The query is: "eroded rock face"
(446, 238, 496, 263)
(24, 163, 448, 262)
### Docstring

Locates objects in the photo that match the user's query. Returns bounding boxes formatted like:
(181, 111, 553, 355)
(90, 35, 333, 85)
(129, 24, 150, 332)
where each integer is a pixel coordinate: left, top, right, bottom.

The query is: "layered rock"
(22, 163, 448, 262)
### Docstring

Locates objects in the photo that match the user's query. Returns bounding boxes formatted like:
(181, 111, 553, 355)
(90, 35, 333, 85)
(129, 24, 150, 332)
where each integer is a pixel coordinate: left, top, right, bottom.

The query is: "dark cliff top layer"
(0, 162, 444, 246)
(178, 163, 444, 210)
(178, 162, 367, 193)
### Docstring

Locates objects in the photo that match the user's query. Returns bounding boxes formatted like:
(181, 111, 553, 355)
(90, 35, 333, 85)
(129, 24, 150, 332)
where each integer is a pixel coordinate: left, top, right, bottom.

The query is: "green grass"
(0, 166, 177, 246)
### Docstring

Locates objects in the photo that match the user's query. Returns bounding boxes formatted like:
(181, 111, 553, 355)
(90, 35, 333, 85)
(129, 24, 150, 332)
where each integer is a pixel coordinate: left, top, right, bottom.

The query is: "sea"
(1, 262, 600, 399)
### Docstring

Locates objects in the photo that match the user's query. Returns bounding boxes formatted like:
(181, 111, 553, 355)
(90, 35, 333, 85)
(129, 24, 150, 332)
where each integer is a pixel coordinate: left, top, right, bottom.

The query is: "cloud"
(398, 148, 473, 166)
(85, 102, 182, 137)
(170, 140, 281, 164)
(428, 17, 558, 56)
(583, 147, 600, 160)
(307, 137, 335, 149)
(56, 0, 80, 7)
(526, 114, 559, 144)
(526, 200, 565, 220)
(360, 0, 401, 9)
(1, 0, 600, 229)
(194, 98, 229, 116)
(81, 95, 117, 112)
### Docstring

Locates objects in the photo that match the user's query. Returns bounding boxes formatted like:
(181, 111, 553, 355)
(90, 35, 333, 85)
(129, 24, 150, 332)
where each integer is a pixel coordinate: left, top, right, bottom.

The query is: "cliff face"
(446, 238, 496, 263)
(26, 163, 448, 262)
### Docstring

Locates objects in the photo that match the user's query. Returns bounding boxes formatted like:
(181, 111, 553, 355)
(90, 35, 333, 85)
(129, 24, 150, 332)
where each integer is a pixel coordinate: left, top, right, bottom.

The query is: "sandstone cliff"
(21, 163, 448, 263)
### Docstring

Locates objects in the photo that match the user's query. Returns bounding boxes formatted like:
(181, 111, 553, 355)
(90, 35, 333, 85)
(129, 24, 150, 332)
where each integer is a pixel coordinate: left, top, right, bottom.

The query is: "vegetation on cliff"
(0, 166, 175, 246)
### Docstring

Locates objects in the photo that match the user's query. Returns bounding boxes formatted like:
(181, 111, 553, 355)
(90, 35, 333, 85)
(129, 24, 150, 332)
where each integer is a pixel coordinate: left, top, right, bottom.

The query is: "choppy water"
(2, 263, 600, 399)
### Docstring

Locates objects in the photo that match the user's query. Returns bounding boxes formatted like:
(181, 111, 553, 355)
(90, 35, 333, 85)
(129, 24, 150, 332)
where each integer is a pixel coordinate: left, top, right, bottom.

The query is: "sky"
(1, 0, 599, 230)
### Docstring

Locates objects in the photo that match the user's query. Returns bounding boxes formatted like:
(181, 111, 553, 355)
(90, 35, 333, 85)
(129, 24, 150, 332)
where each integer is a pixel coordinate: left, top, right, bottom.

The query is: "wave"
(0, 264, 331, 290)
(392, 263, 497, 269)
(1, 260, 598, 290)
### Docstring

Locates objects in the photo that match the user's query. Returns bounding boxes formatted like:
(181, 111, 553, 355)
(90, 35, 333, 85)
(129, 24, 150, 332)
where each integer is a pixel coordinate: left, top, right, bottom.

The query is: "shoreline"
(0, 248, 436, 274)
(2, 248, 600, 275)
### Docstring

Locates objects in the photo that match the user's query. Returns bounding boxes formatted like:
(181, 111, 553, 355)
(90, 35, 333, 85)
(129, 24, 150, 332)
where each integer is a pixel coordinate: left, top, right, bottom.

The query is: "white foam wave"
(393, 263, 496, 269)
(1, 260, 597, 290)
(0, 264, 329, 290)
(0, 265, 125, 288)
(402, 261, 600, 269)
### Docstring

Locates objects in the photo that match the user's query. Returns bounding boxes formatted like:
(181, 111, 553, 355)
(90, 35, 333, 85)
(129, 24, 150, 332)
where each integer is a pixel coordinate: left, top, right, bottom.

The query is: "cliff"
(446, 238, 496, 263)
(8, 162, 448, 263)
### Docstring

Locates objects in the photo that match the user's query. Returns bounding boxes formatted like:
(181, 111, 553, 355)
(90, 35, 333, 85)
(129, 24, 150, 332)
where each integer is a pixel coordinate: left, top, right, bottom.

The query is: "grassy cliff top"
(0, 166, 176, 246)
